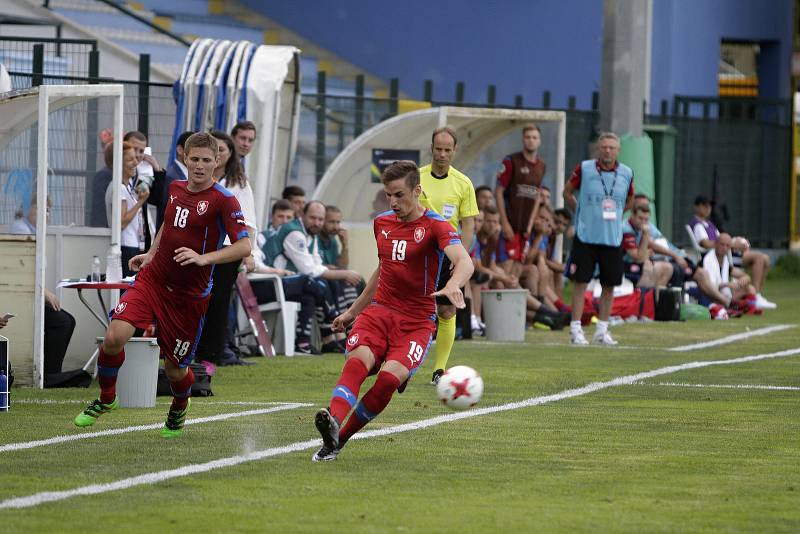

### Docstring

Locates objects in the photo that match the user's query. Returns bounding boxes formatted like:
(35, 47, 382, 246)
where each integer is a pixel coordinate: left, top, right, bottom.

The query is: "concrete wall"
(245, 0, 793, 110)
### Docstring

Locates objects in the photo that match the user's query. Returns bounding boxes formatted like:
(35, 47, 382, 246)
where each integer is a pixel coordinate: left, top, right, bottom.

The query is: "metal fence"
(0, 36, 97, 79)
(0, 72, 175, 228)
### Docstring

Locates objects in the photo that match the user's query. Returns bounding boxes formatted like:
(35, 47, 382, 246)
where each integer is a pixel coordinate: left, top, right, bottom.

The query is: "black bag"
(655, 288, 682, 321)
(156, 362, 213, 397)
(456, 297, 472, 340)
(44, 369, 92, 388)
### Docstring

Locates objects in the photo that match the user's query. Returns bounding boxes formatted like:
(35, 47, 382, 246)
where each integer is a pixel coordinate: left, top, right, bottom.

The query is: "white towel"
(702, 249, 731, 298)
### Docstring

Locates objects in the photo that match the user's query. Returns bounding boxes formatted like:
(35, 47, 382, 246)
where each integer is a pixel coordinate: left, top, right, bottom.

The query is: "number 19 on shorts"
(406, 340, 424, 366)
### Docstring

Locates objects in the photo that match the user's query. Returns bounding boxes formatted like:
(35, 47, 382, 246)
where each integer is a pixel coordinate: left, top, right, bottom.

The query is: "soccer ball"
(436, 365, 483, 410)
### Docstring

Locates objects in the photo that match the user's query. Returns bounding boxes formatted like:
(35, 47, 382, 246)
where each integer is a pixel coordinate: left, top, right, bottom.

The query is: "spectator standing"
(89, 143, 114, 228)
(231, 120, 256, 160)
(418, 126, 479, 384)
(123, 131, 163, 249)
(563, 132, 634, 345)
(495, 124, 546, 263)
(104, 142, 149, 278)
(193, 131, 258, 366)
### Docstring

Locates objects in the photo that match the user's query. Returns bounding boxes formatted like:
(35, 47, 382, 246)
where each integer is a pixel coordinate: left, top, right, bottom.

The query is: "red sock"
(329, 357, 370, 423)
(339, 371, 400, 445)
(97, 347, 125, 404)
(169, 367, 195, 411)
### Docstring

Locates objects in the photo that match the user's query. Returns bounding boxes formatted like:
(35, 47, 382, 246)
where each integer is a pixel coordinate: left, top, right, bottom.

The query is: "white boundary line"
(3, 346, 799, 510)
(0, 403, 312, 454)
(667, 324, 795, 352)
(636, 382, 800, 391)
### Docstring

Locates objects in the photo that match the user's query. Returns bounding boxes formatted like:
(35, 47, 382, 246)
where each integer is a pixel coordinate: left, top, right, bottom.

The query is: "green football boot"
(160, 398, 191, 439)
(74, 397, 119, 427)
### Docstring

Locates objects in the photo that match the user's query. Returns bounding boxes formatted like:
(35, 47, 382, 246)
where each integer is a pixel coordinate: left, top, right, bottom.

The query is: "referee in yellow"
(420, 126, 479, 385)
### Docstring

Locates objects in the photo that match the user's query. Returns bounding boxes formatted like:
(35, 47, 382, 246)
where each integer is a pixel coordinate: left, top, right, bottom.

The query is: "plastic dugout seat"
(242, 273, 299, 357)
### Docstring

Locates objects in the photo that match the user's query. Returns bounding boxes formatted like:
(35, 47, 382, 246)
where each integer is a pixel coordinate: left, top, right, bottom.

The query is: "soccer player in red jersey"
(312, 160, 474, 462)
(73, 133, 251, 437)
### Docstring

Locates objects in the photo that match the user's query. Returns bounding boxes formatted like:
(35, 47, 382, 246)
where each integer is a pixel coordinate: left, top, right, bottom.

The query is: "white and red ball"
(435, 365, 483, 410)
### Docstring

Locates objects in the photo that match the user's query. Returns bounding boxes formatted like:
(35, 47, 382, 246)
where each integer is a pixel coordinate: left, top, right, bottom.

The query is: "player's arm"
(335, 230, 349, 269)
(624, 178, 635, 212)
(331, 268, 379, 332)
(523, 194, 542, 238)
(495, 159, 514, 240)
(174, 236, 252, 267)
(431, 244, 474, 309)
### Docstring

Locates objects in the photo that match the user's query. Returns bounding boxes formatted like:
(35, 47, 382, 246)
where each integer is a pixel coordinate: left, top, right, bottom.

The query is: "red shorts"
(345, 304, 436, 376)
(110, 272, 210, 367)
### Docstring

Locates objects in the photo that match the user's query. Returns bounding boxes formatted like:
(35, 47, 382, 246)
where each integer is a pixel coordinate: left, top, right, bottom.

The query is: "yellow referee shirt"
(419, 164, 479, 231)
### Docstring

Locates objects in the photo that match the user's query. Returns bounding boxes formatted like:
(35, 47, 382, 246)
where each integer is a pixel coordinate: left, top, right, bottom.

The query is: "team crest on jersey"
(114, 302, 127, 315)
(413, 227, 425, 243)
(197, 200, 209, 215)
(347, 333, 359, 347)
(520, 166, 530, 174)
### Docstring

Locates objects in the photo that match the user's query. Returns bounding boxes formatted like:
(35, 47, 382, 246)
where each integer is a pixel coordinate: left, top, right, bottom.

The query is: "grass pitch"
(2, 279, 799, 533)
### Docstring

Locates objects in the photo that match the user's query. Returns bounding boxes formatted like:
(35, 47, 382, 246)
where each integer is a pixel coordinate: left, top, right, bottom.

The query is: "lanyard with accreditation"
(596, 163, 618, 221)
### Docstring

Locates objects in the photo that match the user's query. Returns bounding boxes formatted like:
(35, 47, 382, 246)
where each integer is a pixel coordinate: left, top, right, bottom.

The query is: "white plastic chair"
(243, 273, 300, 357)
(684, 224, 706, 264)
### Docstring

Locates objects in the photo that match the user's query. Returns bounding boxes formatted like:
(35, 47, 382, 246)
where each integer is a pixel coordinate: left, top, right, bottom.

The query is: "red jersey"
(140, 180, 248, 298)
(372, 209, 461, 320)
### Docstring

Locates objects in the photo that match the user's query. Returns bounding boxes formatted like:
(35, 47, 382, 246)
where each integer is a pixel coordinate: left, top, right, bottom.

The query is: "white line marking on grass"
(3, 347, 799, 510)
(636, 382, 800, 391)
(668, 324, 795, 352)
(0, 403, 312, 454)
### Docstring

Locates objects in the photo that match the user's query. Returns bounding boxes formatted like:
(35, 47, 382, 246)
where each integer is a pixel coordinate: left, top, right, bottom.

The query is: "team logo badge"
(630, 264, 640, 273)
(520, 166, 530, 174)
(169, 194, 176, 204)
(413, 227, 425, 243)
(114, 302, 127, 315)
(197, 200, 209, 215)
(569, 263, 577, 275)
(347, 333, 359, 347)
(381, 230, 391, 239)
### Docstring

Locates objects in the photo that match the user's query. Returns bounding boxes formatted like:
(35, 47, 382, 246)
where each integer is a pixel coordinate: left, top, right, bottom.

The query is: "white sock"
(570, 320, 582, 334)
(596, 320, 609, 335)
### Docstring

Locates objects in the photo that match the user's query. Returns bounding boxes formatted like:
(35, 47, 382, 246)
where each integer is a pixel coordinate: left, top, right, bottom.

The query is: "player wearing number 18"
(312, 160, 474, 462)
(73, 133, 251, 437)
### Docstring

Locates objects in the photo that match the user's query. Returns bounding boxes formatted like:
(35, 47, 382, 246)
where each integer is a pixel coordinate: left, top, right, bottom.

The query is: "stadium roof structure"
(0, 84, 124, 387)
(313, 106, 567, 276)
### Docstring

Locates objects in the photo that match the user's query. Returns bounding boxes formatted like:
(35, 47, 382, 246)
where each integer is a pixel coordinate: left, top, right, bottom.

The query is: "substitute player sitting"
(73, 133, 251, 437)
(311, 160, 473, 462)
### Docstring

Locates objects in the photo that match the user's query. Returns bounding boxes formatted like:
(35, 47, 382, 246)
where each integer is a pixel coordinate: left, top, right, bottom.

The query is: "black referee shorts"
(568, 237, 624, 287)
(435, 255, 464, 306)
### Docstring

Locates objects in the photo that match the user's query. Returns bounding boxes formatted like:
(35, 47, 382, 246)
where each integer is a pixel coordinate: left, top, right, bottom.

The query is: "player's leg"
(74, 284, 153, 427)
(337, 321, 432, 450)
(313, 307, 387, 461)
(74, 319, 136, 427)
(156, 293, 209, 438)
(693, 267, 731, 307)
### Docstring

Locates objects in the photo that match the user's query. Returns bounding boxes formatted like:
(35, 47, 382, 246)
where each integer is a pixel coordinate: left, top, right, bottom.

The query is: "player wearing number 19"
(73, 133, 251, 437)
(312, 160, 474, 462)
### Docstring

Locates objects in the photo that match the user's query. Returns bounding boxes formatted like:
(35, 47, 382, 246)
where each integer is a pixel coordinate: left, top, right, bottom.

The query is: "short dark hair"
(184, 132, 218, 156)
(325, 205, 341, 214)
(694, 194, 711, 206)
(176, 131, 194, 151)
(123, 131, 146, 143)
(475, 185, 492, 195)
(554, 208, 572, 221)
(431, 126, 457, 147)
(271, 199, 293, 214)
(522, 123, 541, 135)
(482, 204, 499, 215)
(633, 204, 650, 214)
(231, 120, 257, 137)
(634, 193, 649, 201)
(303, 200, 326, 214)
(540, 185, 551, 192)
(282, 185, 306, 200)
(381, 160, 419, 189)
